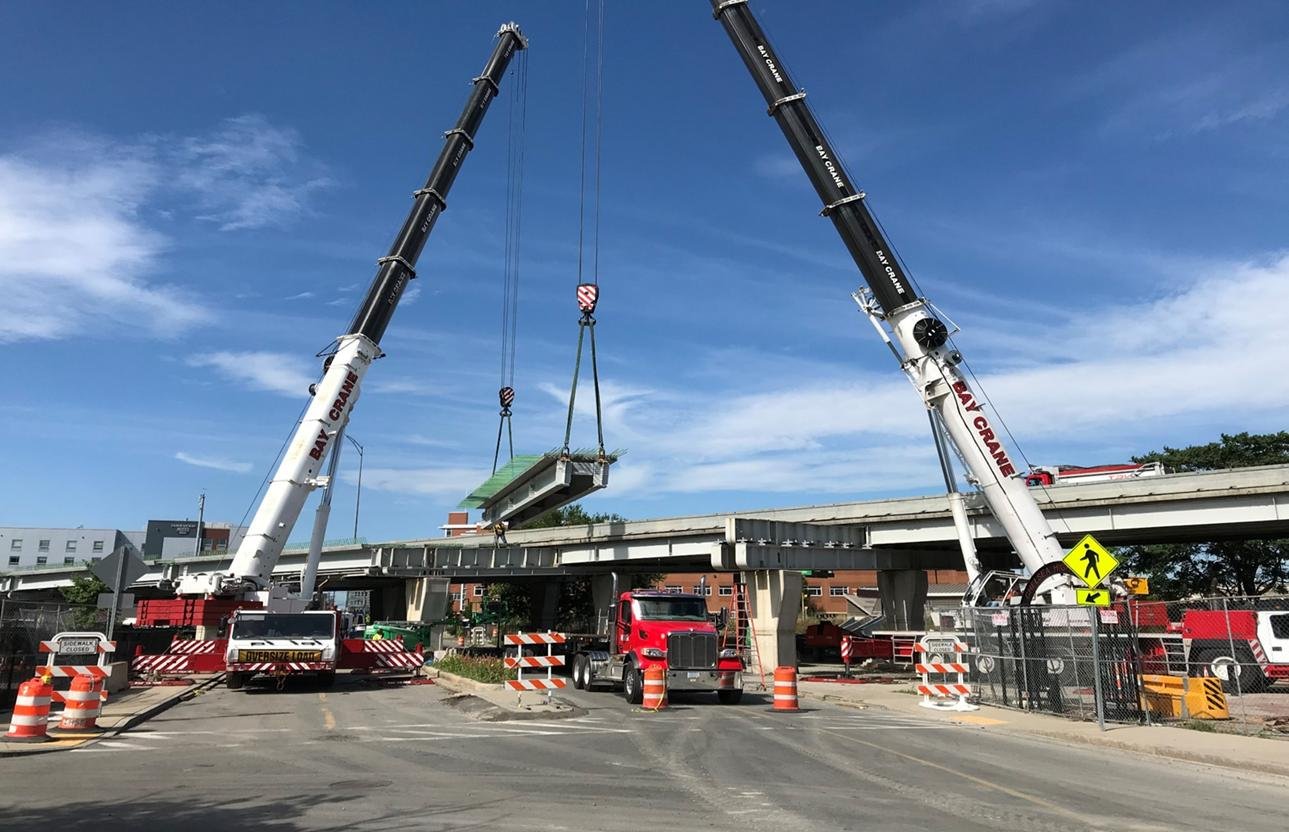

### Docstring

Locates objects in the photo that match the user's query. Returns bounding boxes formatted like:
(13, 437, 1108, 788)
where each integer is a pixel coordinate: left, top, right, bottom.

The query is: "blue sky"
(3, 1, 1288, 541)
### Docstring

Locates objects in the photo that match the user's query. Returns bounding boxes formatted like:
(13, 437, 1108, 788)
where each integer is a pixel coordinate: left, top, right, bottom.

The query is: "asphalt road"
(2, 675, 1285, 831)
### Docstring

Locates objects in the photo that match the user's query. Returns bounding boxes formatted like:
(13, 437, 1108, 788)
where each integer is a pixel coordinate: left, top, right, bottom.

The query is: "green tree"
(1122, 432, 1289, 597)
(60, 573, 110, 629)
(525, 503, 626, 529)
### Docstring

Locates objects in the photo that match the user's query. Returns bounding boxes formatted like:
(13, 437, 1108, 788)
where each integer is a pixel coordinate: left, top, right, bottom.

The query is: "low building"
(142, 520, 244, 559)
(0, 527, 144, 570)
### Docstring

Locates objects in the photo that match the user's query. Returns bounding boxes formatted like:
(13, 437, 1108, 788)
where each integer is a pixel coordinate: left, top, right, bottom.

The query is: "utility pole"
(194, 492, 206, 557)
(346, 434, 364, 540)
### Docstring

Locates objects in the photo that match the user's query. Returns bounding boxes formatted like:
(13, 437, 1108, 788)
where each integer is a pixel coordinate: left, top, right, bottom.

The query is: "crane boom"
(710, 0, 1072, 600)
(179, 23, 528, 598)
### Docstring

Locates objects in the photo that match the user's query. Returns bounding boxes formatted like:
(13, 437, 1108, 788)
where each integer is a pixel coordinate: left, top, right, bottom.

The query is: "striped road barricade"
(914, 635, 978, 712)
(504, 632, 567, 702)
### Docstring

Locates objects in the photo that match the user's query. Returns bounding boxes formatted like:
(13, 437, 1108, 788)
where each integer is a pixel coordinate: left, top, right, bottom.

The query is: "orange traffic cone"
(51, 675, 104, 733)
(772, 666, 800, 712)
(5, 675, 53, 742)
(642, 665, 667, 711)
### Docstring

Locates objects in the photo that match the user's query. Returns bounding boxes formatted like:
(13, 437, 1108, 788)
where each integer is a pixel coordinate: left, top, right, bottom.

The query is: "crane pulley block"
(459, 450, 618, 528)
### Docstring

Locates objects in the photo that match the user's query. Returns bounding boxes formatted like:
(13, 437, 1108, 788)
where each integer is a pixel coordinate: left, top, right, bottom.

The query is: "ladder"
(725, 574, 767, 691)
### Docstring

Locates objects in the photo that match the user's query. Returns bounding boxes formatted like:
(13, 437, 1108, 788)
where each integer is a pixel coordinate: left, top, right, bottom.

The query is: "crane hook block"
(498, 386, 515, 409)
(913, 317, 949, 350)
(576, 283, 599, 315)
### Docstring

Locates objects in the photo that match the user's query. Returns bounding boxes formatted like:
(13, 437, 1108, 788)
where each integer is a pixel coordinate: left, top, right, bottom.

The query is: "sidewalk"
(798, 679, 1289, 779)
(0, 675, 221, 757)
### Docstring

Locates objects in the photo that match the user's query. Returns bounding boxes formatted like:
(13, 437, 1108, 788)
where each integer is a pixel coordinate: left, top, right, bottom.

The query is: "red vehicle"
(1025, 462, 1165, 487)
(1135, 604, 1289, 693)
(566, 582, 744, 705)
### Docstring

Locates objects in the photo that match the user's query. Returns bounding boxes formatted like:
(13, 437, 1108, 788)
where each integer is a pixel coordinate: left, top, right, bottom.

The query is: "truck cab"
(569, 590, 744, 705)
(224, 609, 340, 690)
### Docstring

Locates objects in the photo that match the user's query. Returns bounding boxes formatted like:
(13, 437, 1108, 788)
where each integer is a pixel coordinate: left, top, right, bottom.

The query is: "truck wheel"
(717, 689, 743, 705)
(623, 664, 643, 705)
(226, 672, 246, 691)
(1192, 646, 1266, 694)
(571, 655, 586, 690)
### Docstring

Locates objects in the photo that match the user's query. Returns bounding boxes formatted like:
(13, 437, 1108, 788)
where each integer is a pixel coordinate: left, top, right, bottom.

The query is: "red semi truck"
(565, 585, 744, 705)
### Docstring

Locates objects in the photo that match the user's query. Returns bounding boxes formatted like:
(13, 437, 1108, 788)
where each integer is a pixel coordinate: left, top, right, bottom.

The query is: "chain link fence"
(963, 594, 1289, 736)
(0, 599, 94, 708)
(1128, 594, 1289, 736)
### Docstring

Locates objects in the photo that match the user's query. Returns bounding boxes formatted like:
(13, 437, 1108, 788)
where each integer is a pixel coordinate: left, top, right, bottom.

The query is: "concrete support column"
(744, 569, 802, 680)
(370, 584, 407, 622)
(877, 569, 928, 631)
(590, 574, 617, 634)
(405, 577, 451, 623)
(527, 580, 562, 630)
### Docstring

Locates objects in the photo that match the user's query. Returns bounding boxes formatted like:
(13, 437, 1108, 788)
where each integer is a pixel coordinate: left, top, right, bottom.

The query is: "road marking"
(319, 692, 336, 731)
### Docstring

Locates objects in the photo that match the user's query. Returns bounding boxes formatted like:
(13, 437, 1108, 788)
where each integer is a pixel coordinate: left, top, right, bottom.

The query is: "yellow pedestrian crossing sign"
(1062, 534, 1120, 589)
(1075, 587, 1111, 607)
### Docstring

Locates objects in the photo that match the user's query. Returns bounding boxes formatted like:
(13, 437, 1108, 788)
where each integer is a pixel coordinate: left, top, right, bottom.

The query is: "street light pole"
(345, 434, 364, 540)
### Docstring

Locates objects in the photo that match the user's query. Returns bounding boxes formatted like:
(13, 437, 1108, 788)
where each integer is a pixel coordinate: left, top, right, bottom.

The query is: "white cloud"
(285, 291, 316, 301)
(348, 465, 487, 499)
(577, 255, 1289, 499)
(401, 284, 423, 306)
(173, 114, 333, 231)
(0, 115, 329, 344)
(187, 350, 315, 397)
(0, 145, 209, 343)
(175, 451, 253, 474)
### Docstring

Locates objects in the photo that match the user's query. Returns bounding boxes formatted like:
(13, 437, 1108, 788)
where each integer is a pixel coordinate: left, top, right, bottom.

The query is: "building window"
(64, 557, 76, 565)
(691, 585, 712, 596)
(38, 539, 50, 552)
(664, 585, 682, 594)
(829, 586, 848, 597)
(8, 539, 20, 552)
(36, 556, 48, 565)
(718, 586, 733, 596)
(66, 540, 77, 553)
(472, 585, 485, 597)
(7, 556, 18, 566)
(93, 540, 104, 553)
(91, 557, 101, 563)
(805, 586, 822, 596)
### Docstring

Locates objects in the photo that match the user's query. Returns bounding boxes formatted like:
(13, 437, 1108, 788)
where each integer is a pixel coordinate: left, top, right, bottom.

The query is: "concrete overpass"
(5, 464, 1288, 595)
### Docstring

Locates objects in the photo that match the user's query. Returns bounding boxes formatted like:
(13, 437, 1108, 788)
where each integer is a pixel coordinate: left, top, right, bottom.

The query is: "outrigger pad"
(459, 449, 619, 528)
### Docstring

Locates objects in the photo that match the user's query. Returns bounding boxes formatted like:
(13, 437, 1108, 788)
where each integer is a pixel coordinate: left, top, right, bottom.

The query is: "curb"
(0, 675, 224, 757)
(104, 674, 226, 738)
(798, 686, 1289, 780)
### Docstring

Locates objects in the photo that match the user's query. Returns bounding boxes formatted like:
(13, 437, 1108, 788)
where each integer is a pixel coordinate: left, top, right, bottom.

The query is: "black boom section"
(347, 23, 528, 345)
(710, 0, 915, 315)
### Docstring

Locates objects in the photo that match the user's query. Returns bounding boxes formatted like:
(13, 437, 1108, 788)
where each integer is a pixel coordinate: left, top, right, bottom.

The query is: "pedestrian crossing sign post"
(1075, 588, 1111, 607)
(1062, 534, 1120, 589)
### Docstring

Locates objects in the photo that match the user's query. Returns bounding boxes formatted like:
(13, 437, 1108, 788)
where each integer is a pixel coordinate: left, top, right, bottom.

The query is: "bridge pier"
(744, 569, 802, 678)
(405, 577, 452, 623)
(527, 580, 562, 630)
(877, 569, 928, 631)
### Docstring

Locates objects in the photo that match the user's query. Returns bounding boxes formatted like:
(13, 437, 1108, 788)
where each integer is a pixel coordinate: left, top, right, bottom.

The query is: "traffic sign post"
(1062, 534, 1120, 589)
(90, 549, 148, 640)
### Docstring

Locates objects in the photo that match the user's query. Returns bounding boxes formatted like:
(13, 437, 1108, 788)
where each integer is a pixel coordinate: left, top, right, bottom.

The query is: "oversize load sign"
(238, 650, 323, 662)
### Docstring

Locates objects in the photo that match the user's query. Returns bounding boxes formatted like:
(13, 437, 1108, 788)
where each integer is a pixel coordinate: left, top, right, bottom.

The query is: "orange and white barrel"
(642, 665, 667, 711)
(772, 666, 799, 711)
(53, 675, 103, 732)
(4, 675, 52, 742)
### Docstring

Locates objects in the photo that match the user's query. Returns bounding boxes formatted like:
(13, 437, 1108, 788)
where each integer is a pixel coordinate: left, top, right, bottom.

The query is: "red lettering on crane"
(959, 383, 1016, 477)
(308, 428, 329, 461)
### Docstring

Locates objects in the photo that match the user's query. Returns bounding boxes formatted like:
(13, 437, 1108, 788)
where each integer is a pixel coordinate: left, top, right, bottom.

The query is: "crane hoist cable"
(491, 46, 529, 474)
(562, 0, 608, 462)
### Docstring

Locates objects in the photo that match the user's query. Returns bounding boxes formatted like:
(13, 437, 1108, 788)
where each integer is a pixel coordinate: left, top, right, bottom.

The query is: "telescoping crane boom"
(709, 0, 1075, 603)
(178, 23, 529, 600)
